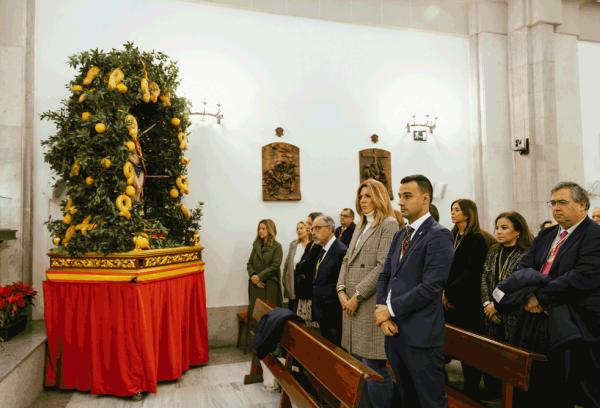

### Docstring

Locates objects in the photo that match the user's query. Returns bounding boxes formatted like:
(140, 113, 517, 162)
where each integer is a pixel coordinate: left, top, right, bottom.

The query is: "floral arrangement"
(0, 282, 37, 328)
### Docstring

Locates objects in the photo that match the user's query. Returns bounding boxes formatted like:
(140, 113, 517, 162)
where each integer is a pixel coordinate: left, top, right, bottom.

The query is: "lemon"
(82, 112, 92, 121)
(73, 85, 83, 92)
(95, 123, 106, 133)
(126, 141, 136, 151)
(101, 158, 111, 168)
(117, 84, 127, 93)
(125, 186, 136, 196)
(181, 157, 190, 165)
(85, 177, 94, 185)
(170, 189, 179, 198)
(171, 118, 180, 126)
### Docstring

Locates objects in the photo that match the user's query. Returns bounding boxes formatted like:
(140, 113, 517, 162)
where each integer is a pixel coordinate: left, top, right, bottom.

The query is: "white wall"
(33, 0, 473, 315)
(578, 41, 600, 214)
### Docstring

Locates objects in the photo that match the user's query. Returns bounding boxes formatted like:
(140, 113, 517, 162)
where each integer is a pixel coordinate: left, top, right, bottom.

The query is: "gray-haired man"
(517, 181, 600, 407)
(311, 215, 348, 347)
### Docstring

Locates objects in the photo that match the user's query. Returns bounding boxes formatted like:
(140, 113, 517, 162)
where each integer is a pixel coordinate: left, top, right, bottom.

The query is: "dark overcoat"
(444, 232, 489, 334)
(247, 238, 283, 316)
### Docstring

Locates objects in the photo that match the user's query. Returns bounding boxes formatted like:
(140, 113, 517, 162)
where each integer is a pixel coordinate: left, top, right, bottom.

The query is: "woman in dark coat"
(480, 212, 533, 398)
(481, 212, 533, 345)
(247, 219, 283, 319)
(293, 212, 323, 328)
(443, 199, 489, 398)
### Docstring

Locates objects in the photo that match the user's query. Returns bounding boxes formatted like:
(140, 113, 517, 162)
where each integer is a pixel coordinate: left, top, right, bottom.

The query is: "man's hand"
(251, 275, 265, 289)
(344, 295, 359, 316)
(374, 304, 392, 327)
(491, 314, 502, 324)
(442, 292, 454, 310)
(380, 319, 399, 336)
(338, 292, 350, 308)
(523, 294, 543, 313)
(484, 303, 497, 320)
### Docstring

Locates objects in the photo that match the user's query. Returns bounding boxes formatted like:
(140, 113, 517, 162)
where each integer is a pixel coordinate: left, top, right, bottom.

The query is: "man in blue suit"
(312, 214, 348, 347)
(375, 175, 454, 408)
(517, 181, 600, 407)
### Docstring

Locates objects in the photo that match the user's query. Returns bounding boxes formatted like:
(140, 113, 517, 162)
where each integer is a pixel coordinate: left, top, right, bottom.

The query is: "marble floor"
(26, 347, 505, 408)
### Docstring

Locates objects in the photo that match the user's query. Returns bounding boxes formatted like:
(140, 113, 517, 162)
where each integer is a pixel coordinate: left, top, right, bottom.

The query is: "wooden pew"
(444, 323, 547, 407)
(243, 299, 384, 408)
(384, 324, 546, 408)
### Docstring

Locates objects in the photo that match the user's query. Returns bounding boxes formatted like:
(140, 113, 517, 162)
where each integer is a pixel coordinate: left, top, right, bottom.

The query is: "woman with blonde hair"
(281, 221, 310, 313)
(247, 219, 283, 318)
(337, 179, 399, 407)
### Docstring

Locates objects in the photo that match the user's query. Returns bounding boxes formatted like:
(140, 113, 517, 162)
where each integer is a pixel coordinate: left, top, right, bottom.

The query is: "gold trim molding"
(48, 246, 203, 270)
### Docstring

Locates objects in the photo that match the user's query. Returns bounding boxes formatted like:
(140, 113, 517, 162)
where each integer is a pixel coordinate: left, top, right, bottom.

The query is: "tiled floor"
(28, 346, 258, 408)
(26, 347, 513, 408)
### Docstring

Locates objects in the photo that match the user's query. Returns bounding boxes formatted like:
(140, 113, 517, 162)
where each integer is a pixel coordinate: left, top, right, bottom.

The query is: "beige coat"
(281, 239, 300, 300)
(337, 216, 399, 360)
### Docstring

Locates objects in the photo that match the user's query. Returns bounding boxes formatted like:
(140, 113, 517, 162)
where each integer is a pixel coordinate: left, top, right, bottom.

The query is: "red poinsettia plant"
(0, 282, 37, 328)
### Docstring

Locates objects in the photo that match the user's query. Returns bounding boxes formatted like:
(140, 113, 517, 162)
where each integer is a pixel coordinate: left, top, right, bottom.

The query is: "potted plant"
(0, 281, 37, 342)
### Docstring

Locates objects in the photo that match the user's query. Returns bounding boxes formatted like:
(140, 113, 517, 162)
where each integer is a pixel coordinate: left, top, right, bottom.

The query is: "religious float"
(41, 43, 207, 400)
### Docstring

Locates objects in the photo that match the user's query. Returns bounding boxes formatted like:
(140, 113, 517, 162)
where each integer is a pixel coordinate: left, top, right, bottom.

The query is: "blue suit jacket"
(517, 216, 600, 342)
(376, 217, 454, 347)
(312, 238, 348, 322)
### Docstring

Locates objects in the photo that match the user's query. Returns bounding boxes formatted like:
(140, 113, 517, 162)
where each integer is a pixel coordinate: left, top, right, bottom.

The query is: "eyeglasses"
(546, 200, 574, 208)
(310, 226, 327, 232)
(339, 214, 352, 218)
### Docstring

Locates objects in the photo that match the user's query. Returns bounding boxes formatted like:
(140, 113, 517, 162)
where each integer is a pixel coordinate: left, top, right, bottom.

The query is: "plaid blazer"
(337, 216, 399, 359)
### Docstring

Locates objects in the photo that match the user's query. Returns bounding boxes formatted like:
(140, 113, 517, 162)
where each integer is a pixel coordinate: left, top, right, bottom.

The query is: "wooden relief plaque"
(262, 142, 301, 201)
(359, 148, 393, 199)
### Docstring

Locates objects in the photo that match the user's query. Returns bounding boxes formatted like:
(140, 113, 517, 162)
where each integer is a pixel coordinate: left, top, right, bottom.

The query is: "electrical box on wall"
(413, 130, 427, 141)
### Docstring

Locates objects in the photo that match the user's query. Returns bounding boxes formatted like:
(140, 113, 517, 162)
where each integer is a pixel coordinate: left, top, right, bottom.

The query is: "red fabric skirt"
(43, 271, 209, 396)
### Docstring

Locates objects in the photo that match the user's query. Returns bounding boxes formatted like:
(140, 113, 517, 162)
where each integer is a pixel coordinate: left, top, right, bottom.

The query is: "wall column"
(507, 0, 585, 230)
(468, 0, 513, 230)
(0, 0, 35, 285)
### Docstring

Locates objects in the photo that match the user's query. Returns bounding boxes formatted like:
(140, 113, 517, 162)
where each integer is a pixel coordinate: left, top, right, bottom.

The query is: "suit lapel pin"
(419, 232, 422, 235)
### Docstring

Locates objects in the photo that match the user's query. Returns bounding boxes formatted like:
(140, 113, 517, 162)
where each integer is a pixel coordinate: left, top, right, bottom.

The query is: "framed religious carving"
(359, 148, 393, 199)
(262, 142, 301, 201)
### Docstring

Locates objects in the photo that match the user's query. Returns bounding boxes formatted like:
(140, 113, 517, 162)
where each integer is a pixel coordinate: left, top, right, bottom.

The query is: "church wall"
(32, 0, 473, 324)
(578, 40, 600, 213)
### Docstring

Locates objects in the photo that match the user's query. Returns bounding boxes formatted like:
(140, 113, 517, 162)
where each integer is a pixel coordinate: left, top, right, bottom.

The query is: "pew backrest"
(444, 323, 546, 391)
(246, 299, 384, 408)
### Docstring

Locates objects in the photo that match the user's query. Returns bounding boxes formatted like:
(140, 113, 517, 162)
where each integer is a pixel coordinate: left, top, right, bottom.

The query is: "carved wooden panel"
(262, 143, 301, 201)
(359, 148, 393, 199)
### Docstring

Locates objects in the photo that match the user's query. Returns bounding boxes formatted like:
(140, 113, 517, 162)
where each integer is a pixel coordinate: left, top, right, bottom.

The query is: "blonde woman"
(281, 221, 310, 313)
(337, 179, 399, 408)
(247, 219, 283, 317)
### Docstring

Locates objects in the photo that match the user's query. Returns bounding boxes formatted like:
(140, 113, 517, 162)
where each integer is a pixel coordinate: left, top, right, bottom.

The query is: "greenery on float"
(41, 42, 202, 257)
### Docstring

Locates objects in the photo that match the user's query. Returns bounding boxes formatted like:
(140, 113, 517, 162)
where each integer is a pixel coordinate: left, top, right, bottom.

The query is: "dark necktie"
(401, 226, 415, 260)
(315, 248, 326, 278)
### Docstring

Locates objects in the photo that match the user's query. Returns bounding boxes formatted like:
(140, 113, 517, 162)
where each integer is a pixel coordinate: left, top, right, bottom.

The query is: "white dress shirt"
(546, 220, 581, 258)
(321, 235, 336, 257)
(387, 212, 432, 317)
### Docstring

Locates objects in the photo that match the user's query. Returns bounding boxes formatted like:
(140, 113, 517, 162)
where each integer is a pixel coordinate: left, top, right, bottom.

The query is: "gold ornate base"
(46, 246, 204, 283)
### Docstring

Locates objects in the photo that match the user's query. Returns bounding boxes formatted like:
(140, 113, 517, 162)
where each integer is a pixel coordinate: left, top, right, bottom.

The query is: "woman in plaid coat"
(337, 179, 399, 408)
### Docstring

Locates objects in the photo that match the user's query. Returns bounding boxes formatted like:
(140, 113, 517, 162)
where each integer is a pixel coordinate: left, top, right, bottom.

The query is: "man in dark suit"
(335, 208, 356, 248)
(311, 214, 348, 347)
(517, 181, 600, 407)
(375, 175, 454, 408)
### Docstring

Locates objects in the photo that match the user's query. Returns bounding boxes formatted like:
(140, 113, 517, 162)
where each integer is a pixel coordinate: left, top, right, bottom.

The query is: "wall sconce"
(407, 114, 437, 137)
(188, 102, 224, 124)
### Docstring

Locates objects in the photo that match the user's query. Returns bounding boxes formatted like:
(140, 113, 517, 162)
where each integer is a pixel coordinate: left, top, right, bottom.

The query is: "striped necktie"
(401, 226, 415, 259)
